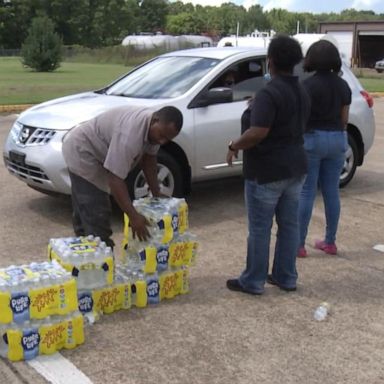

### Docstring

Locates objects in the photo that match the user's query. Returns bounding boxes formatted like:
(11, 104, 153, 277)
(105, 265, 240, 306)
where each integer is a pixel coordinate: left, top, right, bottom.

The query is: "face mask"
(264, 73, 271, 82)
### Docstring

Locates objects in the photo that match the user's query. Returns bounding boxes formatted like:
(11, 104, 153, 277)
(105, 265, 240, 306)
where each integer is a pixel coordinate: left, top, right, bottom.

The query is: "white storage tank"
(122, 34, 213, 50)
(217, 36, 271, 48)
(122, 35, 178, 50)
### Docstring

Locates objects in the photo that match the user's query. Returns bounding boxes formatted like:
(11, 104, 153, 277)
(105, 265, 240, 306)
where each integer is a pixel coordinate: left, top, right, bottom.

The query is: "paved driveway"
(1, 99, 384, 384)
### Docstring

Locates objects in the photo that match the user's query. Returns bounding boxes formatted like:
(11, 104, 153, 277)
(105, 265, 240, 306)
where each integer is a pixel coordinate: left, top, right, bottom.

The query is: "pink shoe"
(315, 240, 337, 255)
(297, 247, 308, 258)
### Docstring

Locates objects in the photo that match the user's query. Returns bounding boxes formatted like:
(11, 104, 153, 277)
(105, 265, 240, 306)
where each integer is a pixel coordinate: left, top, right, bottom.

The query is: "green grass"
(0, 57, 130, 105)
(353, 68, 384, 93)
(358, 77, 384, 93)
(1, 56, 383, 105)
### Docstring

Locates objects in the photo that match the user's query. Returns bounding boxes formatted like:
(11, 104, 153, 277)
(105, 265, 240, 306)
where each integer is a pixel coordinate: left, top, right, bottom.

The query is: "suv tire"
(127, 149, 184, 199)
(340, 133, 358, 188)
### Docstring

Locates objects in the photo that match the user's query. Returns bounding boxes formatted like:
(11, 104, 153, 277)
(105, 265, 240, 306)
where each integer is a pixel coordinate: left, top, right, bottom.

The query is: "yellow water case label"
(29, 286, 60, 319)
(65, 314, 84, 349)
(93, 286, 122, 314)
(71, 313, 85, 346)
(104, 257, 114, 285)
(0, 291, 12, 324)
(169, 242, 187, 268)
(39, 321, 67, 355)
(143, 246, 157, 274)
(64, 318, 77, 350)
(161, 214, 173, 244)
(159, 272, 176, 300)
(121, 283, 131, 310)
(6, 329, 23, 361)
(59, 279, 79, 315)
(174, 270, 184, 296)
(135, 280, 147, 308)
(182, 241, 193, 265)
(178, 202, 189, 234)
(191, 241, 198, 266)
(29, 279, 78, 319)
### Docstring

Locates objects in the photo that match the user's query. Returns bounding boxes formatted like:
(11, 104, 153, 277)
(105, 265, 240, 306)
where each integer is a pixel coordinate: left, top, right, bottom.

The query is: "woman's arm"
(341, 105, 350, 129)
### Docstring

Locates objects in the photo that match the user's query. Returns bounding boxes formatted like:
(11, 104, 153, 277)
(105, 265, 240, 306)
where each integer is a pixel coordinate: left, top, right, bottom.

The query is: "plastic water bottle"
(314, 302, 330, 321)
(126, 242, 143, 271)
(0, 278, 8, 293)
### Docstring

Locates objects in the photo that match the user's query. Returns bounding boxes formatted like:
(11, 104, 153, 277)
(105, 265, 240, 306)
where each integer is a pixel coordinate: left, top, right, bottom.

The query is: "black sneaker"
(226, 279, 263, 295)
(267, 274, 296, 292)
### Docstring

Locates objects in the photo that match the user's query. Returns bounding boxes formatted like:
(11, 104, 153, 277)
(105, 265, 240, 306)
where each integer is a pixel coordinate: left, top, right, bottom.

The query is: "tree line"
(0, 0, 383, 49)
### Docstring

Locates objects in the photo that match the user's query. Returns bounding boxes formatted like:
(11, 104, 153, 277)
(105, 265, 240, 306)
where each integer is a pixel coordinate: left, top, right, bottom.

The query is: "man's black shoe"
(267, 274, 296, 292)
(226, 279, 263, 295)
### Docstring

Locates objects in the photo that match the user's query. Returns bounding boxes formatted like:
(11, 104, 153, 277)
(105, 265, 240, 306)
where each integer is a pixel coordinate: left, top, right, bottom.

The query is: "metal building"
(319, 21, 384, 68)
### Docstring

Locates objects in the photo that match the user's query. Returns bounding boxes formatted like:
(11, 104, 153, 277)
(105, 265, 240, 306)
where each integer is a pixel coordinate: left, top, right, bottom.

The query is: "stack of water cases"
(46, 198, 198, 323)
(121, 197, 198, 306)
(0, 261, 84, 361)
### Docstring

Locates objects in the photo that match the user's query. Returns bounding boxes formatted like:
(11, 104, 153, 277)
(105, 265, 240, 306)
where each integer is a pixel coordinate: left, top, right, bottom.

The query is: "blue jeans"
(239, 176, 305, 293)
(299, 130, 347, 246)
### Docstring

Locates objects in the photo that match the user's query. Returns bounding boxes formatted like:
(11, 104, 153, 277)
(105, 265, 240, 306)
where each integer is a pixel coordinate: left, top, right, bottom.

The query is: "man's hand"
(226, 148, 238, 166)
(130, 212, 151, 241)
(152, 189, 170, 198)
(108, 172, 151, 241)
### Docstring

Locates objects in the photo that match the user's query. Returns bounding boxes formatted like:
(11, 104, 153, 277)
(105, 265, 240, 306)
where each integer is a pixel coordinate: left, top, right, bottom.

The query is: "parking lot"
(1, 98, 384, 384)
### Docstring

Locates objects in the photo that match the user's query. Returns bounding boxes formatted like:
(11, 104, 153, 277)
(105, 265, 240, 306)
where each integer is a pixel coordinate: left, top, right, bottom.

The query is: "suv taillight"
(360, 90, 374, 108)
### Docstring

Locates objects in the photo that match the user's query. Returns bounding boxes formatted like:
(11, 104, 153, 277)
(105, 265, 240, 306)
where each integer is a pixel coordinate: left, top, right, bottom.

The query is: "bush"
(21, 16, 62, 72)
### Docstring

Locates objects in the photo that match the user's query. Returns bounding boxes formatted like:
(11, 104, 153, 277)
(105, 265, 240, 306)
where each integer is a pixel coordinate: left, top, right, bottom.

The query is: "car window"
(106, 56, 219, 99)
(208, 58, 267, 102)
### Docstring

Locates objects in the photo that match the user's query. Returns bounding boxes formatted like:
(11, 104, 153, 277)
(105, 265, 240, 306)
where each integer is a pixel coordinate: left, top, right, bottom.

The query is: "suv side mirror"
(190, 87, 233, 108)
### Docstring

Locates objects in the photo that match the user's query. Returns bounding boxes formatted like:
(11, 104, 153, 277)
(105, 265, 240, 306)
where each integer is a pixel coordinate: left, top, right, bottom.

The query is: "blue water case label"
(78, 292, 93, 313)
(146, 279, 160, 304)
(22, 328, 40, 360)
(171, 214, 179, 233)
(156, 246, 169, 272)
(11, 292, 30, 323)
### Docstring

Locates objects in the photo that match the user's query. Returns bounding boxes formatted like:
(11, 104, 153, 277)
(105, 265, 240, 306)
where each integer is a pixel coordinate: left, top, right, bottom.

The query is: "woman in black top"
(298, 40, 351, 257)
(225, 35, 309, 294)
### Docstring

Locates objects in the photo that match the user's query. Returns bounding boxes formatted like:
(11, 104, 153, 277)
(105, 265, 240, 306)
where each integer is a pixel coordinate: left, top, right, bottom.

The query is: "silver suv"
(3, 47, 376, 198)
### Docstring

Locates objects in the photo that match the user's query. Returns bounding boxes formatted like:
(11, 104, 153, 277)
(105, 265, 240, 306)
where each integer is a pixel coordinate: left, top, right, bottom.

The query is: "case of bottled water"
(48, 235, 114, 290)
(0, 261, 78, 324)
(0, 311, 84, 361)
(123, 197, 189, 249)
(77, 266, 147, 318)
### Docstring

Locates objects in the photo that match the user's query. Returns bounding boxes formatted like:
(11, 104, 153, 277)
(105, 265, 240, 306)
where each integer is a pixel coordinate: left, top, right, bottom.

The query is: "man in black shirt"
(226, 35, 310, 294)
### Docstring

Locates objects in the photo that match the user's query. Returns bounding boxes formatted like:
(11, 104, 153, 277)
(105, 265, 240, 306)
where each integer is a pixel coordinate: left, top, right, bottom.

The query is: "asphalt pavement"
(0, 99, 384, 384)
